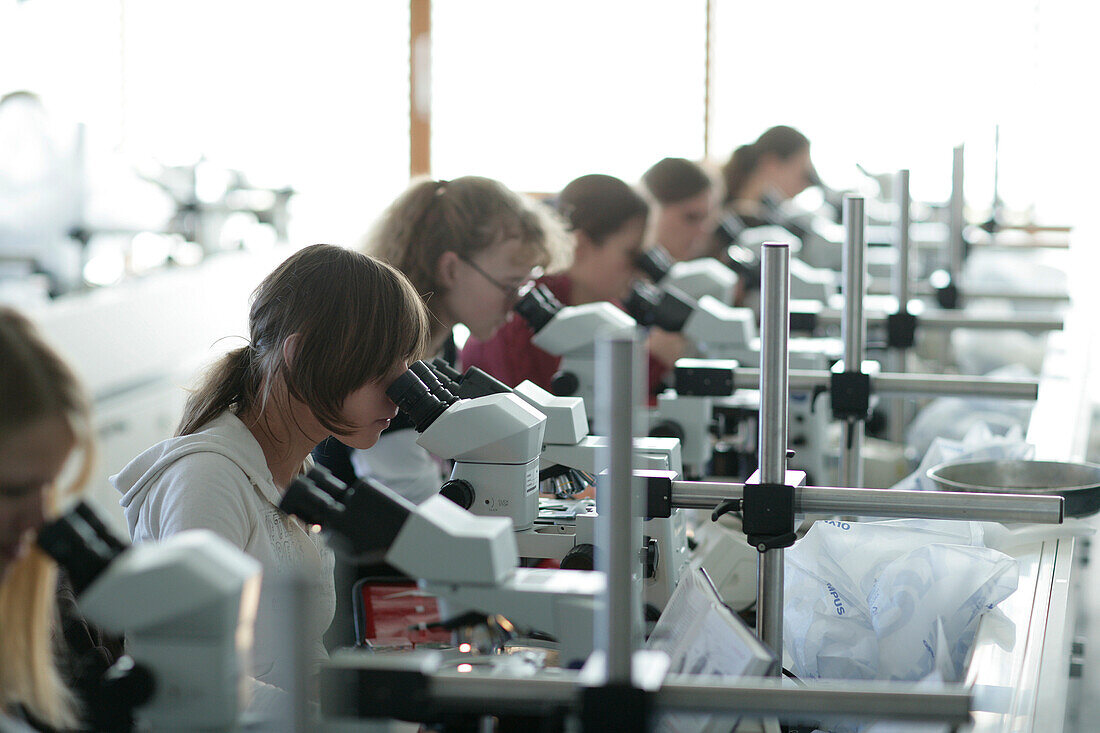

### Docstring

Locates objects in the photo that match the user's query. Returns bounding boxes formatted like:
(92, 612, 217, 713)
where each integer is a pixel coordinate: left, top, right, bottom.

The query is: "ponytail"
(176, 244, 429, 437)
(721, 144, 760, 204)
(177, 346, 260, 436)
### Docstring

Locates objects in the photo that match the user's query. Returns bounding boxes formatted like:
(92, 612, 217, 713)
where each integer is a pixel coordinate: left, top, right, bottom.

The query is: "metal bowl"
(927, 458, 1100, 518)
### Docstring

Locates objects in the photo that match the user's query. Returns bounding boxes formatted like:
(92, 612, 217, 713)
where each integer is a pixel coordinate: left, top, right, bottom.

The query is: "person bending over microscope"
(111, 245, 430, 700)
(0, 308, 100, 732)
(314, 177, 572, 505)
(463, 173, 686, 399)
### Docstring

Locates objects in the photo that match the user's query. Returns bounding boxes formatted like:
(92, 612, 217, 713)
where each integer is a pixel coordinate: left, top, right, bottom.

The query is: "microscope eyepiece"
(623, 280, 664, 327)
(429, 358, 463, 385)
(386, 370, 450, 432)
(37, 501, 128, 596)
(410, 361, 458, 405)
(281, 466, 414, 560)
(513, 283, 562, 333)
(623, 280, 693, 333)
(715, 213, 747, 246)
(280, 474, 347, 528)
(636, 245, 674, 283)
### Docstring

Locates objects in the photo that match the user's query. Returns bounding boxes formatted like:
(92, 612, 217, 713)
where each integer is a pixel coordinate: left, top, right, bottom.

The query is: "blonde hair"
(365, 176, 572, 330)
(178, 244, 430, 437)
(0, 307, 93, 728)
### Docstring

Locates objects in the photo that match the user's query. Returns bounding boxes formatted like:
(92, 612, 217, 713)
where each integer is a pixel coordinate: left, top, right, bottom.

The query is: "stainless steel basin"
(927, 458, 1100, 518)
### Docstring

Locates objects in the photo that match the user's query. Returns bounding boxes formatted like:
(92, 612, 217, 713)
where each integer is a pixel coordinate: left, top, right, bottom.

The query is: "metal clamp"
(830, 370, 872, 422)
(742, 482, 797, 551)
(885, 310, 918, 350)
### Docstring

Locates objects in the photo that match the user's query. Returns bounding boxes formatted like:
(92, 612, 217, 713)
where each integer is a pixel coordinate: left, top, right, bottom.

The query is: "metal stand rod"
(670, 480, 1063, 524)
(733, 367, 1039, 400)
(595, 333, 642, 685)
(813, 307, 1064, 333)
(840, 195, 866, 488)
(755, 242, 790, 669)
(427, 672, 972, 725)
(949, 144, 966, 277)
(888, 169, 911, 444)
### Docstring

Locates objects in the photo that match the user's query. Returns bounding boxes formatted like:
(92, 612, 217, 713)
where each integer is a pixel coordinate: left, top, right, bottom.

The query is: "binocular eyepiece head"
(513, 283, 562, 334)
(635, 245, 674, 283)
(37, 501, 128, 596)
(386, 363, 455, 433)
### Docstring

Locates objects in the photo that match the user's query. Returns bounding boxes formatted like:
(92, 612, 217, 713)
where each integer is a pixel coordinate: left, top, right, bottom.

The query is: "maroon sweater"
(461, 273, 668, 398)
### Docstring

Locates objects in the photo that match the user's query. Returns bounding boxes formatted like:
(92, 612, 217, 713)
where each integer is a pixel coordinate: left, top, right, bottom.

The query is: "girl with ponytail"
(314, 176, 571, 505)
(112, 244, 429, 692)
(720, 125, 814, 222)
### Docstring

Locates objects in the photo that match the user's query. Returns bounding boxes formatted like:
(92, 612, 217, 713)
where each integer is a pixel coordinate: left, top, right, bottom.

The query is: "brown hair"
(721, 125, 810, 204)
(178, 244, 429, 436)
(366, 176, 571, 312)
(557, 174, 649, 242)
(0, 307, 91, 729)
(641, 158, 713, 205)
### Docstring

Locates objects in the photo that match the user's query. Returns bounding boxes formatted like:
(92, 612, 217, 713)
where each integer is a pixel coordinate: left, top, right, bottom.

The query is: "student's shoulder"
(153, 450, 255, 495)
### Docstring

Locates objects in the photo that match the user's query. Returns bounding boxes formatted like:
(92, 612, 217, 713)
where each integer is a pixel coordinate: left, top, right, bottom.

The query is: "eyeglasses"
(459, 256, 536, 300)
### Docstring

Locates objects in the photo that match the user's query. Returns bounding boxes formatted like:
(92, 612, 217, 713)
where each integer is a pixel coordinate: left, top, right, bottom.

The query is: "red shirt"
(461, 273, 669, 398)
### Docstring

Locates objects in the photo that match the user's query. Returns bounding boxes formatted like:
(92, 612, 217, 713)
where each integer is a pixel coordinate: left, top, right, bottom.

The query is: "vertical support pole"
(410, 0, 432, 177)
(840, 196, 867, 488)
(888, 169, 911, 443)
(756, 242, 790, 670)
(596, 332, 643, 685)
(948, 144, 965, 277)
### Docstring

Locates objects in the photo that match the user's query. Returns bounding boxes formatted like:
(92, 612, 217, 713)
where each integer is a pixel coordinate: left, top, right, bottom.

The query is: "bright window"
(709, 0, 1094, 223)
(431, 0, 707, 193)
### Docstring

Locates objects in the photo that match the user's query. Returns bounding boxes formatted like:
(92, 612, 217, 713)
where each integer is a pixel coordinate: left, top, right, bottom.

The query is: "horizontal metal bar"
(816, 308, 1063, 333)
(427, 672, 973, 724)
(656, 677, 972, 723)
(671, 481, 1063, 524)
(735, 368, 1039, 400)
(868, 281, 1069, 303)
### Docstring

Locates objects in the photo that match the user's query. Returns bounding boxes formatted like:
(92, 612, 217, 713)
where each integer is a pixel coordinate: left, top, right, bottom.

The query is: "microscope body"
(41, 519, 262, 731)
(662, 258, 737, 304)
(414, 392, 546, 531)
(282, 470, 603, 667)
(529, 302, 636, 414)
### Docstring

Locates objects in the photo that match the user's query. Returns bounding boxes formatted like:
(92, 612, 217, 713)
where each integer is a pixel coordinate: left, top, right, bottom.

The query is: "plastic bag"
(784, 519, 1018, 684)
(903, 365, 1036, 461)
(894, 420, 1034, 493)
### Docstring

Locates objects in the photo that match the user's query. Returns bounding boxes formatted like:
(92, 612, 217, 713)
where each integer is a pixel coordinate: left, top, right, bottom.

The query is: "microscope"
(386, 361, 547, 532)
(635, 244, 737, 304)
(623, 279, 757, 360)
(36, 501, 262, 731)
(407, 359, 691, 610)
(512, 283, 636, 417)
(280, 467, 603, 666)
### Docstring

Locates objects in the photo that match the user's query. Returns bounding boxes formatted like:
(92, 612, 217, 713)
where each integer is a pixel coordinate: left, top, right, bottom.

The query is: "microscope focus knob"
(550, 370, 580, 397)
(439, 479, 475, 510)
(560, 543, 595, 571)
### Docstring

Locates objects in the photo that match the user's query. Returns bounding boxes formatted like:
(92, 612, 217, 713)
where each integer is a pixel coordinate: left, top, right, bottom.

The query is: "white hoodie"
(112, 411, 335, 692)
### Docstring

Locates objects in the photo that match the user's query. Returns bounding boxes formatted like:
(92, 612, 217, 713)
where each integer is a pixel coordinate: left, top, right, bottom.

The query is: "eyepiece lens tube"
(410, 361, 458, 405)
(280, 475, 346, 529)
(37, 501, 127, 596)
(429, 358, 463, 384)
(514, 284, 561, 333)
(623, 281, 663, 327)
(386, 370, 449, 432)
(636, 245, 673, 283)
(306, 467, 349, 501)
